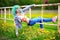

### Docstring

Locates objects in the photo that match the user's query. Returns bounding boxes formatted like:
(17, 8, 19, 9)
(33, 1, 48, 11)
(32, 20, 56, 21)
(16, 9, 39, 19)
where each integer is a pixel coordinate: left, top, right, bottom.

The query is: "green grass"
(0, 12, 60, 40)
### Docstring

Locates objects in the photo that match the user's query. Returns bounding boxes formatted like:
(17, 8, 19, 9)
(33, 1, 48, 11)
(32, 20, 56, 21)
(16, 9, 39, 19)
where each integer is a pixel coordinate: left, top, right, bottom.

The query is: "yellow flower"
(2, 24, 4, 26)
(39, 29, 44, 33)
(50, 37, 55, 40)
(52, 30, 55, 33)
(22, 31, 24, 34)
(44, 39, 50, 40)
(52, 37, 55, 39)
(26, 28, 29, 30)
(28, 37, 30, 40)
(42, 30, 49, 34)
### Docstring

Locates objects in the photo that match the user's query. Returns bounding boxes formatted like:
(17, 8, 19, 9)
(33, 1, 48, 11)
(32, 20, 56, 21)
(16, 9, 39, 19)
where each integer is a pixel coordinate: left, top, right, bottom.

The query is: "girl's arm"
(22, 4, 35, 12)
(18, 4, 35, 15)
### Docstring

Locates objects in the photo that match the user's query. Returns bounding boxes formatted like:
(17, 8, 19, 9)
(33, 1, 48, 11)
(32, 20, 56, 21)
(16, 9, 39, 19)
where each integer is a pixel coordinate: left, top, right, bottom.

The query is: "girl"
(12, 5, 57, 36)
(12, 4, 35, 36)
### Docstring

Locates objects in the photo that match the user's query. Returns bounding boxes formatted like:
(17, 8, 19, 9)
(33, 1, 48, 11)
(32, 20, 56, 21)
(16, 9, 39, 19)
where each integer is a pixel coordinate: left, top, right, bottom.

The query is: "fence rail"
(0, 3, 60, 9)
(0, 3, 60, 26)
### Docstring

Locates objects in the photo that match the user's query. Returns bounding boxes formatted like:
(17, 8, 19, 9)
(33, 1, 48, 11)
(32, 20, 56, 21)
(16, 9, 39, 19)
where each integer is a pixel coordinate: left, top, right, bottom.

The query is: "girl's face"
(16, 8, 21, 15)
(16, 9, 21, 13)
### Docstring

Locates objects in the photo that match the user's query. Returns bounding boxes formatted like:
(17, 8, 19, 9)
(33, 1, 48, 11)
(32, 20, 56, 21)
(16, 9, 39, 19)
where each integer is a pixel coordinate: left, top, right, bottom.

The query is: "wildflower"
(50, 37, 55, 40)
(22, 31, 24, 34)
(26, 28, 30, 30)
(52, 37, 55, 39)
(52, 30, 55, 34)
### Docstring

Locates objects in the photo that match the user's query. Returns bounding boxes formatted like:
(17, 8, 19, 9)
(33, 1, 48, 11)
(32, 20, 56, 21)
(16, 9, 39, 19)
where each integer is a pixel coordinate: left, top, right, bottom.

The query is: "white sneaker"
(16, 32, 18, 36)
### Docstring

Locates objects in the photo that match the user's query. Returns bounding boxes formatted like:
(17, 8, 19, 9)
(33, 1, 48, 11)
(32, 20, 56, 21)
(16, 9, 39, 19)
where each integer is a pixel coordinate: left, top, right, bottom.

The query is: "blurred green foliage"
(0, 11, 59, 40)
(0, 0, 60, 7)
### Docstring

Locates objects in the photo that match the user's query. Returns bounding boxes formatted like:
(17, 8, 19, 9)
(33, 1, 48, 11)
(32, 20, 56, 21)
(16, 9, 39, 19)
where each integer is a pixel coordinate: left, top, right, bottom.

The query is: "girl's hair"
(12, 5, 20, 17)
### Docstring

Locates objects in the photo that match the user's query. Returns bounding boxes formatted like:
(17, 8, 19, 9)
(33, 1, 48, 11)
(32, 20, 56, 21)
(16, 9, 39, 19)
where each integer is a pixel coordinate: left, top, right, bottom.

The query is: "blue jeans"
(28, 17, 52, 28)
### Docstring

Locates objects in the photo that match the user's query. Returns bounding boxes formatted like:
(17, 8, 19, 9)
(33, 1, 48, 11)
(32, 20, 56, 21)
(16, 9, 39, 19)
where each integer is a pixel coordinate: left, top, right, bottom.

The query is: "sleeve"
(22, 4, 35, 12)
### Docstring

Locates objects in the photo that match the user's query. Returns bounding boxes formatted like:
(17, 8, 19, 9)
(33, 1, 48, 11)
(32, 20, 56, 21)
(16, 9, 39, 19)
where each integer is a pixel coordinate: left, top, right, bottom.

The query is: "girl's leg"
(40, 20, 44, 30)
(43, 18, 52, 22)
(28, 20, 35, 26)
(28, 18, 44, 30)
(16, 25, 18, 36)
(15, 16, 22, 36)
(18, 22, 22, 29)
(15, 23, 22, 36)
(32, 18, 44, 29)
(16, 16, 22, 29)
(43, 16, 57, 22)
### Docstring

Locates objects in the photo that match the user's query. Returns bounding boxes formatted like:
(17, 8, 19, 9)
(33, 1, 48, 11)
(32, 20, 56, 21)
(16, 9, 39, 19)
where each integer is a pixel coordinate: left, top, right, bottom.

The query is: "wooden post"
(4, 8, 6, 23)
(29, 8, 31, 19)
(1, 9, 2, 18)
(41, 6, 44, 20)
(41, 5, 44, 28)
(58, 5, 60, 34)
(9, 8, 10, 19)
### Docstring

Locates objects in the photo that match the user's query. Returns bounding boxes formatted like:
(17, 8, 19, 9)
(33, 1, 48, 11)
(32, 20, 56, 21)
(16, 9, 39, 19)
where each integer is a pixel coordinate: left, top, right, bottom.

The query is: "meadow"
(0, 10, 60, 40)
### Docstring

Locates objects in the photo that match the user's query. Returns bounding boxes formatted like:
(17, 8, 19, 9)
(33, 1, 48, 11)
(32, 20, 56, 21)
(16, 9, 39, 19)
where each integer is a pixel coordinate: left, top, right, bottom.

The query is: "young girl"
(12, 4, 35, 36)
(12, 5, 57, 36)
